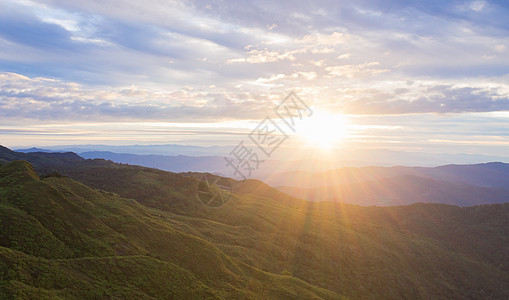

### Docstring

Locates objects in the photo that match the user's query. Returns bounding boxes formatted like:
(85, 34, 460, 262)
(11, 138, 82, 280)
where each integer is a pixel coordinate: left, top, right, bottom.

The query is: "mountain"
(22, 144, 509, 166)
(2, 145, 509, 208)
(278, 175, 509, 206)
(80, 151, 229, 173)
(79, 151, 365, 178)
(15, 147, 54, 153)
(28, 144, 232, 157)
(0, 145, 84, 172)
(0, 146, 508, 298)
(262, 162, 509, 189)
(0, 160, 342, 299)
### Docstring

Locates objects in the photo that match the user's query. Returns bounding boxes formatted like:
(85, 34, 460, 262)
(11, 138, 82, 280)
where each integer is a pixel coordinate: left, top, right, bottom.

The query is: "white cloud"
(294, 72, 317, 80)
(469, 1, 486, 12)
(336, 81, 509, 114)
(298, 32, 348, 46)
(325, 62, 389, 78)
(310, 59, 325, 66)
(227, 49, 302, 64)
(337, 53, 352, 59)
(310, 47, 334, 54)
(255, 74, 286, 83)
(0, 72, 272, 121)
(495, 45, 506, 52)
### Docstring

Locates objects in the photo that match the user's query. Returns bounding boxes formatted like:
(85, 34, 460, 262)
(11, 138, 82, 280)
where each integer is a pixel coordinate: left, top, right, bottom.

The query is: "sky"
(1, 0, 509, 163)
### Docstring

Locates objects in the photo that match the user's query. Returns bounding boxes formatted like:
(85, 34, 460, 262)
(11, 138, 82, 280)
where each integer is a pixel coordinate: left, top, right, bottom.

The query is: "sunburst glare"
(296, 110, 349, 150)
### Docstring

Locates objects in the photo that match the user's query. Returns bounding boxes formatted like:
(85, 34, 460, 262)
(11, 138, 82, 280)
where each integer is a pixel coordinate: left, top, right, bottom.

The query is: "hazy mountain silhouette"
(263, 163, 509, 190)
(278, 175, 509, 206)
(3, 145, 509, 207)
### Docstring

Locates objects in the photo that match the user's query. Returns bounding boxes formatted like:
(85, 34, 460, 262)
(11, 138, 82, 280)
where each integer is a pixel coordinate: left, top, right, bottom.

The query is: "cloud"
(3, 71, 509, 120)
(337, 53, 352, 59)
(1, 0, 509, 122)
(338, 82, 509, 114)
(227, 49, 299, 64)
(0, 72, 273, 122)
(325, 62, 389, 78)
(495, 45, 506, 52)
(0, 8, 79, 52)
(469, 1, 486, 12)
(1, 0, 508, 87)
(297, 32, 348, 46)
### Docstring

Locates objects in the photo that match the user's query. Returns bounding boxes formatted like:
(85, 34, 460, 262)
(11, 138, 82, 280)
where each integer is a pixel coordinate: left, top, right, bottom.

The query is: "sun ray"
(296, 110, 349, 150)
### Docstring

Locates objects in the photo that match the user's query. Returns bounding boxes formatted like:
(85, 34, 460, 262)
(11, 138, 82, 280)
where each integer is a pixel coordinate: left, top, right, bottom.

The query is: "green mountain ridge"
(0, 146, 508, 299)
(0, 160, 342, 299)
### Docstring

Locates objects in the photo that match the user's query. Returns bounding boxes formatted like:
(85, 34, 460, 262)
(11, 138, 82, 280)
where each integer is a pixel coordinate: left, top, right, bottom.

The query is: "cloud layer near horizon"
(2, 71, 509, 122)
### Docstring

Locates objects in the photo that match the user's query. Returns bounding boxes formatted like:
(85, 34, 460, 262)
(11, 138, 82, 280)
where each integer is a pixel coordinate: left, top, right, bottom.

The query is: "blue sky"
(1, 0, 509, 162)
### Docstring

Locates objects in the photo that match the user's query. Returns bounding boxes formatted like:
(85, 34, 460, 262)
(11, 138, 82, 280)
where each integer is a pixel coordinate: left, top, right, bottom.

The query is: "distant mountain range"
(4, 145, 509, 207)
(17, 144, 232, 156)
(15, 147, 55, 153)
(75, 151, 365, 177)
(264, 163, 509, 189)
(265, 163, 509, 206)
(15, 144, 509, 167)
(1, 144, 508, 298)
(278, 175, 509, 206)
(80, 151, 229, 173)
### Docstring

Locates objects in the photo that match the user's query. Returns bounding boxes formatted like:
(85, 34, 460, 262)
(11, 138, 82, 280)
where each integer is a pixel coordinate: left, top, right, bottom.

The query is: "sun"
(296, 110, 349, 149)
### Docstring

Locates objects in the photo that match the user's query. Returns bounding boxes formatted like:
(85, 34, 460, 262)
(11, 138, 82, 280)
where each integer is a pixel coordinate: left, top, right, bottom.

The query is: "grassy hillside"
(0, 147, 508, 299)
(168, 194, 509, 299)
(0, 146, 204, 214)
(0, 160, 343, 299)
